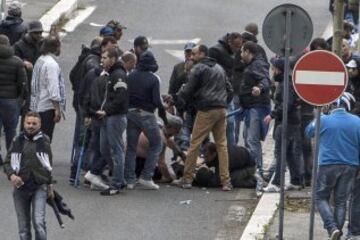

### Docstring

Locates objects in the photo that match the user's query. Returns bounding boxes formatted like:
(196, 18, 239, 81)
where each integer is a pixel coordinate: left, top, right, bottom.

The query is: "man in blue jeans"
(83, 48, 129, 196)
(125, 37, 168, 190)
(4, 111, 54, 240)
(306, 93, 360, 240)
(0, 34, 27, 161)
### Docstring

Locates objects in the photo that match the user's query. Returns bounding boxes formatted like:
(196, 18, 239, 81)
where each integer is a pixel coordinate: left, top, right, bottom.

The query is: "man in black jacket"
(83, 48, 128, 195)
(3, 111, 54, 240)
(0, 34, 26, 156)
(263, 57, 303, 192)
(209, 32, 242, 146)
(0, 1, 26, 45)
(239, 41, 271, 176)
(169, 44, 233, 191)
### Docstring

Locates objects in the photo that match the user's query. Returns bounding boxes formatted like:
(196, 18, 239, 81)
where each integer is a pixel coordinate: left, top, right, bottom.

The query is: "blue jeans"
(272, 124, 304, 186)
(0, 98, 20, 150)
(316, 164, 357, 234)
(226, 101, 236, 147)
(243, 107, 270, 173)
(13, 185, 48, 240)
(349, 177, 360, 237)
(89, 119, 108, 176)
(100, 114, 127, 188)
(124, 110, 162, 184)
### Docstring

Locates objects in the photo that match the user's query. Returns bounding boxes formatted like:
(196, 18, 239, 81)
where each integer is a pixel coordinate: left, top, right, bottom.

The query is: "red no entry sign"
(292, 50, 348, 106)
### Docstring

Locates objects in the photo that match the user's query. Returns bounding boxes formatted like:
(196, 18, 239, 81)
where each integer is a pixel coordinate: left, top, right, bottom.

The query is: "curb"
(240, 126, 279, 240)
(39, 0, 78, 33)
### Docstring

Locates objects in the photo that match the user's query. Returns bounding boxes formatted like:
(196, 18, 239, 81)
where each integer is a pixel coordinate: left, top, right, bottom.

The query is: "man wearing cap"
(0, 1, 26, 45)
(13, 20, 44, 124)
(0, 34, 27, 164)
(168, 42, 195, 153)
(106, 20, 127, 42)
(263, 57, 303, 192)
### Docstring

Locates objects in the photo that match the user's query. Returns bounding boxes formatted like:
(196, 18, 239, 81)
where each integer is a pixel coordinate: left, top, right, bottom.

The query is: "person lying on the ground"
(135, 114, 186, 183)
(193, 142, 257, 188)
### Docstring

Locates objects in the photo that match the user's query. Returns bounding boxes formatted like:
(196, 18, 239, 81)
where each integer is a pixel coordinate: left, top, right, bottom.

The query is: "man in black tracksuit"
(84, 48, 128, 195)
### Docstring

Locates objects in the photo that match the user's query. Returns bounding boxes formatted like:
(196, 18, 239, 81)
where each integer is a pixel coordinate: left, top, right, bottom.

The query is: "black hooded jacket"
(209, 34, 235, 78)
(239, 54, 271, 108)
(0, 16, 26, 45)
(0, 43, 27, 99)
(176, 57, 233, 111)
(127, 50, 163, 112)
(85, 62, 128, 118)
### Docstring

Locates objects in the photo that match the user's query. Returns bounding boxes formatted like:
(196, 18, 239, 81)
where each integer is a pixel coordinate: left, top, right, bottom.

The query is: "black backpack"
(69, 44, 92, 92)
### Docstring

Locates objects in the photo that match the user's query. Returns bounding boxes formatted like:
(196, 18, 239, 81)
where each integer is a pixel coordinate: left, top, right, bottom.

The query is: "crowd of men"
(1, 1, 360, 239)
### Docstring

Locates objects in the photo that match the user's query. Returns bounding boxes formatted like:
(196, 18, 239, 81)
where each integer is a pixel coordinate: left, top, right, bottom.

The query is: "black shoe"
(100, 187, 120, 196)
(100, 174, 110, 183)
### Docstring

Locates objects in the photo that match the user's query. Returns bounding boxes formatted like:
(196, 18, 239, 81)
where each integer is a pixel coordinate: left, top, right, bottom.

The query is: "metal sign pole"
(278, 8, 292, 240)
(308, 107, 321, 240)
(0, 0, 5, 20)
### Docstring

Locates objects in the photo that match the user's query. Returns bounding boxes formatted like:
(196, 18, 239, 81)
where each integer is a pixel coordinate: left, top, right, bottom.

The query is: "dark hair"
(40, 37, 60, 55)
(242, 41, 258, 55)
(101, 36, 117, 48)
(134, 36, 149, 51)
(228, 32, 242, 41)
(25, 111, 41, 120)
(198, 44, 208, 56)
(245, 23, 259, 36)
(104, 47, 119, 60)
(310, 38, 329, 51)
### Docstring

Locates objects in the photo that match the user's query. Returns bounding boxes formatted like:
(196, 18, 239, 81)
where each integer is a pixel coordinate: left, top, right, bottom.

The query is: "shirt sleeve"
(46, 61, 61, 102)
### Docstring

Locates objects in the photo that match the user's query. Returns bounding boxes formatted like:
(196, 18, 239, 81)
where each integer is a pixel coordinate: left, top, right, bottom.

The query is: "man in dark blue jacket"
(0, 1, 26, 45)
(124, 46, 167, 190)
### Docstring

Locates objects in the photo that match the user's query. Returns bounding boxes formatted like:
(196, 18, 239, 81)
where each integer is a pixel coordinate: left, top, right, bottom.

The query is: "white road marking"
(89, 22, 104, 27)
(295, 70, 345, 86)
(165, 50, 185, 61)
(63, 6, 96, 33)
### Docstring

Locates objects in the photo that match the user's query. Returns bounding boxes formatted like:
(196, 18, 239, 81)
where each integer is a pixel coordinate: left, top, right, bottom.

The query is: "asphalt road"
(0, 1, 330, 239)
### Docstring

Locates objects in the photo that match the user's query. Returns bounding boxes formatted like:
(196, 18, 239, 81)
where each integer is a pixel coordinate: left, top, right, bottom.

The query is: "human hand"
(263, 115, 273, 125)
(84, 117, 92, 127)
(10, 174, 24, 188)
(252, 86, 261, 96)
(96, 110, 106, 119)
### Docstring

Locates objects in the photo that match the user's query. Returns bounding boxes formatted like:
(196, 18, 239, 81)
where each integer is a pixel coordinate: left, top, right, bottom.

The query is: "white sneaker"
(138, 178, 159, 190)
(263, 183, 280, 193)
(84, 171, 109, 190)
(285, 183, 303, 191)
(126, 183, 136, 190)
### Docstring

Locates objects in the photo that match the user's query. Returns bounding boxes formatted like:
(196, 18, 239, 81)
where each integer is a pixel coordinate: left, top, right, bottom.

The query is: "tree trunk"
(332, 0, 345, 57)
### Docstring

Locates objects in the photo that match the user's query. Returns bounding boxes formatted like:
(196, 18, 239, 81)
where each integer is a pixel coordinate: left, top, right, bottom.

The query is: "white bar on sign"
(295, 70, 345, 86)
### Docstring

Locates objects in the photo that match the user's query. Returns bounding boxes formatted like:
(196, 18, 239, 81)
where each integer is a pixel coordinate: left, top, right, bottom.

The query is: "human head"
(245, 23, 259, 36)
(203, 142, 218, 164)
(241, 41, 257, 64)
(27, 20, 43, 43)
(7, 1, 22, 17)
(330, 92, 356, 112)
(99, 26, 115, 37)
(121, 51, 137, 72)
(184, 42, 196, 61)
(24, 111, 41, 136)
(241, 31, 257, 43)
(310, 38, 329, 51)
(164, 114, 183, 137)
(101, 36, 117, 52)
(40, 36, 61, 56)
(101, 48, 119, 71)
(227, 32, 242, 53)
(106, 20, 127, 41)
(191, 44, 208, 63)
(341, 39, 351, 62)
(270, 57, 284, 79)
(133, 36, 149, 56)
(0, 34, 10, 46)
(343, 21, 354, 39)
(346, 59, 359, 79)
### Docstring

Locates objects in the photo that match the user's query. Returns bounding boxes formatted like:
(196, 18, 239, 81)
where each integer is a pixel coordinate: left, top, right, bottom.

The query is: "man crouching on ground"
(3, 111, 54, 240)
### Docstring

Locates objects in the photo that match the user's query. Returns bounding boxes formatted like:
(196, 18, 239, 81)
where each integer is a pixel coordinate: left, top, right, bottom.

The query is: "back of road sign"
(262, 4, 313, 56)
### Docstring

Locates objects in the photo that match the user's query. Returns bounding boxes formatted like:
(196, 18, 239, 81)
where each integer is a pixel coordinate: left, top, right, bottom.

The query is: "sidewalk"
(241, 128, 330, 239)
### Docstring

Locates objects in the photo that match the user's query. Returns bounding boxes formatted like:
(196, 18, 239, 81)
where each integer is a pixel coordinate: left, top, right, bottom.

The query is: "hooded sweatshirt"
(127, 50, 163, 112)
(0, 16, 26, 45)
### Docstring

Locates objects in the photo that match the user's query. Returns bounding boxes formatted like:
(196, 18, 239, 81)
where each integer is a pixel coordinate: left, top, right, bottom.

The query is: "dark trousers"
(39, 110, 55, 142)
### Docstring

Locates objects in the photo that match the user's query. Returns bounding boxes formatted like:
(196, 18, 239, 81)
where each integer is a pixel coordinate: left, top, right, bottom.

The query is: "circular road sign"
(262, 4, 313, 56)
(292, 50, 348, 106)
